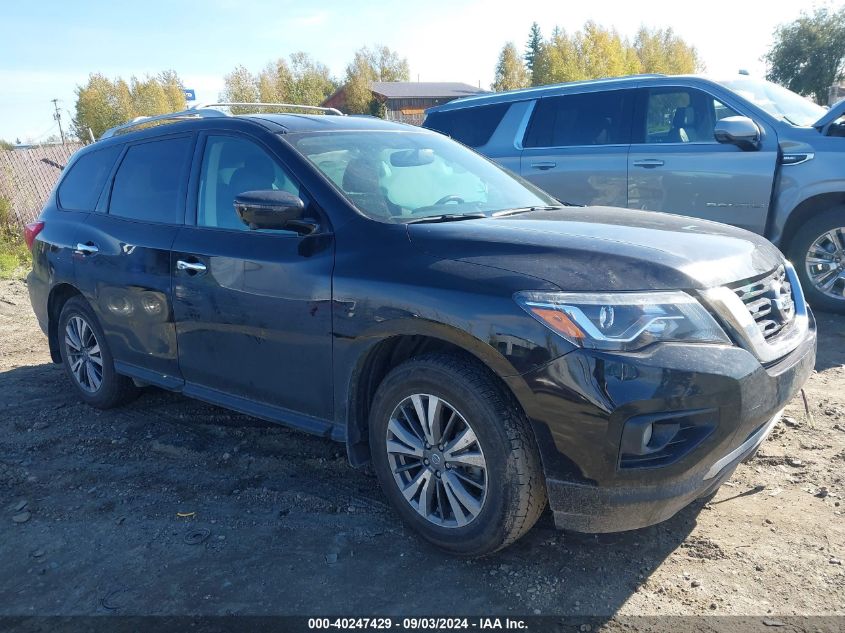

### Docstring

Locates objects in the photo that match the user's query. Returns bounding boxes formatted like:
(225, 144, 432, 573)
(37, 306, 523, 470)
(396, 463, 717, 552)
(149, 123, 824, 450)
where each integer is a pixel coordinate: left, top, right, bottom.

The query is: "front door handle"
(176, 259, 207, 274)
(75, 242, 99, 255)
(632, 159, 665, 168)
(530, 161, 557, 170)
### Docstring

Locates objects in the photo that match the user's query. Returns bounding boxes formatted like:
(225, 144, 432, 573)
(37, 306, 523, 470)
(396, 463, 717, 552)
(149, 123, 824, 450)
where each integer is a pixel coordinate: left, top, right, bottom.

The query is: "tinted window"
(640, 88, 740, 144)
(424, 103, 510, 148)
(57, 145, 121, 211)
(524, 90, 633, 148)
(109, 136, 193, 223)
(197, 136, 299, 231)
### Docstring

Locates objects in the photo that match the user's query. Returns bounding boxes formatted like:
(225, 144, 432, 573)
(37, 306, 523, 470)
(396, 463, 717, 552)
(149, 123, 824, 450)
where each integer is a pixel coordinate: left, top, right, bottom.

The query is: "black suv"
(25, 106, 816, 556)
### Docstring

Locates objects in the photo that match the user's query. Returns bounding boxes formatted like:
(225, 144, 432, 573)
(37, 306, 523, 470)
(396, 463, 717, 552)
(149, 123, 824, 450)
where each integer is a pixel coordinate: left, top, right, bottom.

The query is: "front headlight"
(514, 291, 730, 352)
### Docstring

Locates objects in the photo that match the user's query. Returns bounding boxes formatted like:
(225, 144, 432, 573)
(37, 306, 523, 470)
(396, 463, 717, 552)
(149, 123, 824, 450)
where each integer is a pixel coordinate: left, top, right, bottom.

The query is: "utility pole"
(51, 98, 66, 145)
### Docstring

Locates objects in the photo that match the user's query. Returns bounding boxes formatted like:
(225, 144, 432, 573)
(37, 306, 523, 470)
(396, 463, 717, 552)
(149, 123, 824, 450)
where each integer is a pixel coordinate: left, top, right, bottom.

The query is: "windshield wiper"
(406, 213, 486, 224)
(492, 204, 571, 217)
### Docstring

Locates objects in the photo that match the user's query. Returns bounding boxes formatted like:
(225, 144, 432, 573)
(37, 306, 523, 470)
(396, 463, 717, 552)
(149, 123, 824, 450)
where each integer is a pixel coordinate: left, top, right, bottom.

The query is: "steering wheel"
(434, 195, 465, 205)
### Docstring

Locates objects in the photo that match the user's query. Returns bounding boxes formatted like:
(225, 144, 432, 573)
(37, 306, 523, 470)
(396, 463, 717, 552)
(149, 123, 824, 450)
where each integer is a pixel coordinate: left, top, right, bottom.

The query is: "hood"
(407, 207, 784, 291)
(814, 99, 845, 129)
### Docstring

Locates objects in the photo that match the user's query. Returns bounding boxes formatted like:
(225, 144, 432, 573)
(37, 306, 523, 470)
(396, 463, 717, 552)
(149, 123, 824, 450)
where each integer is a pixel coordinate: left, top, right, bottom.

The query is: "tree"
(343, 45, 410, 114)
(634, 27, 703, 75)
(0, 139, 14, 150)
(529, 22, 700, 86)
(492, 42, 530, 92)
(287, 52, 337, 106)
(221, 65, 260, 113)
(766, 7, 845, 104)
(525, 22, 543, 75)
(73, 71, 187, 140)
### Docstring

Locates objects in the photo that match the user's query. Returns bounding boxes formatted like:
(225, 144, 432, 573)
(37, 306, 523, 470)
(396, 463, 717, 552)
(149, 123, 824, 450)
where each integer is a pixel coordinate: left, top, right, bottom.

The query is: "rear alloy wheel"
(369, 353, 546, 556)
(789, 209, 845, 314)
(58, 296, 139, 409)
(64, 315, 104, 393)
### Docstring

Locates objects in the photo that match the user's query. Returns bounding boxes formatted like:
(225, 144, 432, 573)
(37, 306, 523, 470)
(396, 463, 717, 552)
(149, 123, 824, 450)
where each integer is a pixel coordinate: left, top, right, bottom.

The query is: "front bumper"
(507, 311, 817, 533)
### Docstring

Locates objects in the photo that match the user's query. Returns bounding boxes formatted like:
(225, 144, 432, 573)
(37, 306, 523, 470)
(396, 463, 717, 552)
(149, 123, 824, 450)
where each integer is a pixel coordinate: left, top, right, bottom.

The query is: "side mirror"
(233, 190, 315, 234)
(714, 116, 761, 151)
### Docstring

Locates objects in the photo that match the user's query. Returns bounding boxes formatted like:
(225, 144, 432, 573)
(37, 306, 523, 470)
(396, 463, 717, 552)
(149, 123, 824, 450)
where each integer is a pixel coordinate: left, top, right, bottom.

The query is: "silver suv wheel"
(64, 315, 103, 393)
(385, 393, 487, 528)
(805, 227, 845, 299)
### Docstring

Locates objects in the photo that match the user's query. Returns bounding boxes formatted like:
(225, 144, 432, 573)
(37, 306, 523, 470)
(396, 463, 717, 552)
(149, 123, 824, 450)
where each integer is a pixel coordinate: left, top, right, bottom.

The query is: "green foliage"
(73, 70, 187, 140)
(634, 27, 704, 75)
(0, 139, 14, 150)
(766, 7, 845, 104)
(525, 22, 543, 74)
(0, 197, 30, 279)
(221, 65, 260, 114)
(492, 42, 530, 92)
(223, 52, 338, 114)
(529, 22, 701, 87)
(343, 46, 410, 114)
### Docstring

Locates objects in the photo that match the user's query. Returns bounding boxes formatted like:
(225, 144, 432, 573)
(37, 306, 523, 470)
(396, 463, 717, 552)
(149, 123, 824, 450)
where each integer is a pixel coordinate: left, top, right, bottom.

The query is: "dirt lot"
(1, 276, 844, 623)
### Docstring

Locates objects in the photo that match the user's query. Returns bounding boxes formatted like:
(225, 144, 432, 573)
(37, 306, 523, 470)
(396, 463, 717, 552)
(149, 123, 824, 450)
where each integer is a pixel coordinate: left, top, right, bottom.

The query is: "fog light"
(619, 409, 718, 470)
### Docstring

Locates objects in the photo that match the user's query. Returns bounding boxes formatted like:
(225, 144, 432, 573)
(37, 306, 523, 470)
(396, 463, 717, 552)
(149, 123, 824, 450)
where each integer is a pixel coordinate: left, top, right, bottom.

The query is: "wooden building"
(322, 81, 486, 124)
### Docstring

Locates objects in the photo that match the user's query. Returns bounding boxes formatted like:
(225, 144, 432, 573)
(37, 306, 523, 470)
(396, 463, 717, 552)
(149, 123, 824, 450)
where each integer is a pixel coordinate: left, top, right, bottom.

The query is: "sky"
(1, 0, 841, 142)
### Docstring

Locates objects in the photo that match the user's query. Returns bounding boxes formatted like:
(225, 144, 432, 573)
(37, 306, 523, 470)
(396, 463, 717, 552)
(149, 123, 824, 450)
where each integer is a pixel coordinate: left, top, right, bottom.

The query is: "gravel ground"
(1, 276, 844, 622)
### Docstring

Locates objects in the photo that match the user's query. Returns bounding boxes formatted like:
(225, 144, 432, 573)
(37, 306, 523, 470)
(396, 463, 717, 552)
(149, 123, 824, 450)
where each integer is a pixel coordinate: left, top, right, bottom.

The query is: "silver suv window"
(641, 88, 739, 144)
(717, 78, 825, 127)
(523, 90, 634, 148)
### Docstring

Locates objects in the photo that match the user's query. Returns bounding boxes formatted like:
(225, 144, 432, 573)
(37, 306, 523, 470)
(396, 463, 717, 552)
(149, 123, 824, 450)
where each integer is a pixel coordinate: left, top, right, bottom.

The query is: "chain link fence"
(0, 143, 83, 228)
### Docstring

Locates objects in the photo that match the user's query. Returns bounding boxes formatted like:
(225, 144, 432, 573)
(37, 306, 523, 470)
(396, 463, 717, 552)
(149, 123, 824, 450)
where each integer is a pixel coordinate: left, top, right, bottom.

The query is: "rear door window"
(424, 103, 510, 148)
(108, 136, 193, 223)
(57, 145, 122, 211)
(523, 90, 634, 148)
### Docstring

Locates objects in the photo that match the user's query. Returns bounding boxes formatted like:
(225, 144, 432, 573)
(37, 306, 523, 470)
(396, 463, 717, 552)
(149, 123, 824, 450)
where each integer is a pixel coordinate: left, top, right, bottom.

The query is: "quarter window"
(57, 145, 122, 211)
(108, 136, 193, 223)
(523, 90, 634, 148)
(424, 103, 510, 148)
(197, 135, 299, 231)
(641, 88, 740, 144)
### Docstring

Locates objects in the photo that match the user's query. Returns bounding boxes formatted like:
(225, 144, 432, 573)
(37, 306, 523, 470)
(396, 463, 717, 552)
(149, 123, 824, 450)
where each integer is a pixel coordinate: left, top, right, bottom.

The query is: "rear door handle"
(530, 161, 557, 170)
(632, 159, 665, 168)
(75, 242, 99, 255)
(176, 259, 207, 274)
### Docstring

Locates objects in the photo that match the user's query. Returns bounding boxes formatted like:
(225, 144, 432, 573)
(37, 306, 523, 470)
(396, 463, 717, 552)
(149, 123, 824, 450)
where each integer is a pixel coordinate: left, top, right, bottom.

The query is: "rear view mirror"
(714, 116, 761, 151)
(390, 148, 435, 167)
(234, 190, 315, 234)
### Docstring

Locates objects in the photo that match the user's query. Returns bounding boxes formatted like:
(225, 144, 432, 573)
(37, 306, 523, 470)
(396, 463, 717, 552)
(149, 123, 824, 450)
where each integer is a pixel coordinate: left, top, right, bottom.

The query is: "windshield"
(288, 130, 556, 222)
(717, 78, 826, 127)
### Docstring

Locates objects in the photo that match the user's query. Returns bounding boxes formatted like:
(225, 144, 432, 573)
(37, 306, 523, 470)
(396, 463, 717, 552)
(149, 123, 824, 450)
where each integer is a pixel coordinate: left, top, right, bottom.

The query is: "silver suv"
(424, 74, 845, 313)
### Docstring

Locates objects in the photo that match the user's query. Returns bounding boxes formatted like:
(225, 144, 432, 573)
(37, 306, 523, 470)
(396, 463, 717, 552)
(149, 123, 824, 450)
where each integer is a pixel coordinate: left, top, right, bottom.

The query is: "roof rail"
(98, 102, 343, 140)
(201, 102, 344, 116)
(99, 108, 229, 139)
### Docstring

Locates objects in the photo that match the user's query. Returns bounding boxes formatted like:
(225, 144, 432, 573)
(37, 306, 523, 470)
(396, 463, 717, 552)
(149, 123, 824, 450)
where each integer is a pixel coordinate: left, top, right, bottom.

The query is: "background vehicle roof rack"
(99, 102, 343, 140)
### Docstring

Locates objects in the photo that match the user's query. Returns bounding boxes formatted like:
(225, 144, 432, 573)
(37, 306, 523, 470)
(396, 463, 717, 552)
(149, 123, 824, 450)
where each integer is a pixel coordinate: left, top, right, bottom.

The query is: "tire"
(788, 208, 845, 314)
(58, 296, 139, 409)
(368, 353, 546, 556)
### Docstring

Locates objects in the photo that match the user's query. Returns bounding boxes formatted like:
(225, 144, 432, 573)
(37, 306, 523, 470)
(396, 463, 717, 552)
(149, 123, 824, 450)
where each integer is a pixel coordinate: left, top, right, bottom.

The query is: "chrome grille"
(732, 265, 795, 341)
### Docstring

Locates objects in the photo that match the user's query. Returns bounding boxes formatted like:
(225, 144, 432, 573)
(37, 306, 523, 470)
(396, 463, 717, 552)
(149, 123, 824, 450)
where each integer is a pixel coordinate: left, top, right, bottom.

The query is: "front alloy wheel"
(805, 226, 845, 300)
(386, 394, 487, 528)
(789, 209, 845, 314)
(369, 354, 547, 556)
